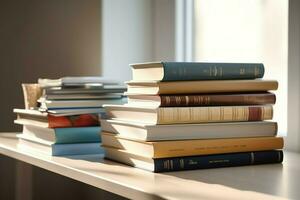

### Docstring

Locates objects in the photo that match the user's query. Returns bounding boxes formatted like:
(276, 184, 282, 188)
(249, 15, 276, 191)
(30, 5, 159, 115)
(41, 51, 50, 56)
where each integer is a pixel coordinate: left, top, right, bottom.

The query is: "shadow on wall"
(0, 0, 101, 132)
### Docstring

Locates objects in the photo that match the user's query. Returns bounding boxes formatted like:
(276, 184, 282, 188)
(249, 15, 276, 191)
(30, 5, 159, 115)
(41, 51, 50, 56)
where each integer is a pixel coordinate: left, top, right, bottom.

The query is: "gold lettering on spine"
(166, 96, 170, 106)
(199, 96, 203, 105)
(185, 96, 189, 106)
(175, 96, 180, 105)
(214, 66, 217, 76)
(240, 68, 245, 75)
(254, 66, 259, 77)
(164, 160, 170, 170)
(180, 159, 184, 169)
(250, 152, 255, 164)
(206, 96, 210, 105)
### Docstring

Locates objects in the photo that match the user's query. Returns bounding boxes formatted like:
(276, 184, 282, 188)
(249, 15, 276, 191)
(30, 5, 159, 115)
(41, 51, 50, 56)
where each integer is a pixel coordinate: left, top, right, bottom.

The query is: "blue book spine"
(162, 62, 264, 81)
(52, 142, 104, 156)
(154, 150, 283, 172)
(54, 127, 101, 144)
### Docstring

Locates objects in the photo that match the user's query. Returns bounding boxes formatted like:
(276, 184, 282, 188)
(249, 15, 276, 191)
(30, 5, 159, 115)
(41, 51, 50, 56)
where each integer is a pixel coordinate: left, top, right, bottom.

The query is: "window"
(178, 0, 288, 135)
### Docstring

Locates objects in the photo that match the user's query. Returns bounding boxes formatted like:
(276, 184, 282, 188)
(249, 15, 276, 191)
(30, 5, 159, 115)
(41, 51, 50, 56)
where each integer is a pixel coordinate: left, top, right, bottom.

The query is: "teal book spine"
(54, 127, 101, 144)
(52, 143, 104, 156)
(162, 62, 264, 81)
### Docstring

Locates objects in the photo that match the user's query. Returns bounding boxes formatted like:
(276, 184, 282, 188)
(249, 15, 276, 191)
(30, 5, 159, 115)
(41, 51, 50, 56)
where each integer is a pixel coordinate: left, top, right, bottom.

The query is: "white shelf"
(0, 133, 298, 200)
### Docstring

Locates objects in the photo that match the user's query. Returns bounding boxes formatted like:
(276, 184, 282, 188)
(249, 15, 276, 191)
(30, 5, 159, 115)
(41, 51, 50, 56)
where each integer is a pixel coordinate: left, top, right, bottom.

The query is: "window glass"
(194, 0, 288, 135)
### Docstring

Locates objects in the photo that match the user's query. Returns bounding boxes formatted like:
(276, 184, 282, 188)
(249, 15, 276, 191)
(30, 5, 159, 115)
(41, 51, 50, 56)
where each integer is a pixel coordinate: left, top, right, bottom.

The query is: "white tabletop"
(0, 133, 298, 200)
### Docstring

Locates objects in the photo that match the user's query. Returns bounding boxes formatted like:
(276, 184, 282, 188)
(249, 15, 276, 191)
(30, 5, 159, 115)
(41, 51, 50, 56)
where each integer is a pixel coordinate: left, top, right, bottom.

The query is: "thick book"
(101, 119, 277, 141)
(104, 147, 283, 172)
(126, 80, 278, 95)
(130, 62, 264, 81)
(101, 132, 284, 158)
(17, 134, 103, 156)
(20, 125, 101, 144)
(127, 92, 276, 107)
(103, 104, 273, 124)
(14, 108, 100, 128)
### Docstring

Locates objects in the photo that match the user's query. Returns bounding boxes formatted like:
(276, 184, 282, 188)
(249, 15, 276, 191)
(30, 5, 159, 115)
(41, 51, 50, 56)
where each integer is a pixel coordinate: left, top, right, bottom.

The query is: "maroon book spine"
(160, 93, 275, 107)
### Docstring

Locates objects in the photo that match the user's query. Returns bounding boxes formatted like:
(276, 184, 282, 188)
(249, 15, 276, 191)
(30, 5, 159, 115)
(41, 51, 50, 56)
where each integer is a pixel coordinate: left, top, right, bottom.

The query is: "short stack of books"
(101, 62, 284, 172)
(14, 76, 126, 156)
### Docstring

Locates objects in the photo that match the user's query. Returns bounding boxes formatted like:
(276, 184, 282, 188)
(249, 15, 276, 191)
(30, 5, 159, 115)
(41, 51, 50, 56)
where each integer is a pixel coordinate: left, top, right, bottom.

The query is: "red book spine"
(48, 114, 100, 128)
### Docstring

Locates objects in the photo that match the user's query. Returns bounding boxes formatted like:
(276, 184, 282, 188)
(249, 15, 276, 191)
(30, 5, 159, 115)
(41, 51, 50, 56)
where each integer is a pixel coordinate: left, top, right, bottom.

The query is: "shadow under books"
(162, 163, 284, 196)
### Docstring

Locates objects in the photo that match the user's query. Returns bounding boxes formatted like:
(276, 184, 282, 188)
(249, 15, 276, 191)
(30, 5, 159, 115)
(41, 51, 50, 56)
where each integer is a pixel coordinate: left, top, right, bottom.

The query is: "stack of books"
(101, 62, 284, 172)
(14, 76, 126, 156)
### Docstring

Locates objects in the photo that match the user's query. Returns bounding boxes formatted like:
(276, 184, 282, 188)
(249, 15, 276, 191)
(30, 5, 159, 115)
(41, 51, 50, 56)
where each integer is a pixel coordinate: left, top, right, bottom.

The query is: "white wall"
(101, 0, 175, 82)
(101, 0, 153, 82)
(0, 1, 102, 199)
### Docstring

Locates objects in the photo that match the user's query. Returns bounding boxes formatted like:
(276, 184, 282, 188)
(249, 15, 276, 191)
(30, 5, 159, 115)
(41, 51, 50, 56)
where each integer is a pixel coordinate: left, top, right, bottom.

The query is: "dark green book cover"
(162, 62, 264, 81)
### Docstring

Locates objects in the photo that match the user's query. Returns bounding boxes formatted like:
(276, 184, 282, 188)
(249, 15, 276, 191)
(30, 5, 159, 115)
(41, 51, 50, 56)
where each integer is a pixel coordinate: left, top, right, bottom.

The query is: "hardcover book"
(101, 132, 284, 158)
(103, 104, 273, 124)
(127, 92, 276, 107)
(104, 148, 283, 172)
(126, 80, 278, 95)
(101, 119, 277, 141)
(17, 134, 103, 156)
(14, 108, 100, 128)
(130, 62, 264, 81)
(20, 125, 101, 144)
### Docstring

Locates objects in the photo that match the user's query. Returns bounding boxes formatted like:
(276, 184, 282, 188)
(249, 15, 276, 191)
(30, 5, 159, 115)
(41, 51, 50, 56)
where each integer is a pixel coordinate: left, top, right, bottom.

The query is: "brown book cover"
(127, 92, 276, 107)
(126, 80, 278, 95)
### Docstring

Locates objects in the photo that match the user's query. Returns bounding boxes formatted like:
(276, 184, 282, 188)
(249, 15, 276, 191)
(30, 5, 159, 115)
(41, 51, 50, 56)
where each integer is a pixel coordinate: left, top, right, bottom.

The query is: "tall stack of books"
(14, 76, 126, 156)
(101, 62, 284, 172)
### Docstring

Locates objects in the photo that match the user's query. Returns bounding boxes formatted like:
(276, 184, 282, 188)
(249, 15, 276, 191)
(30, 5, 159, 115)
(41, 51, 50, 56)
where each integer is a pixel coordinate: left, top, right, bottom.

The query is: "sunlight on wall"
(194, 0, 288, 135)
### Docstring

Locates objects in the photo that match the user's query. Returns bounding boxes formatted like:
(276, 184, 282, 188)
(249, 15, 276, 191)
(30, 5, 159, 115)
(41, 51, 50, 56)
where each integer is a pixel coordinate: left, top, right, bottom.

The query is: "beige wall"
(0, 0, 101, 132)
(0, 1, 102, 199)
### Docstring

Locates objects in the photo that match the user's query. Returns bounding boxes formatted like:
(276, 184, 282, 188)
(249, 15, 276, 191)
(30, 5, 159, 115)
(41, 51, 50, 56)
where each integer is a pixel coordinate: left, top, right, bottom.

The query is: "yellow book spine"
(153, 137, 283, 158)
